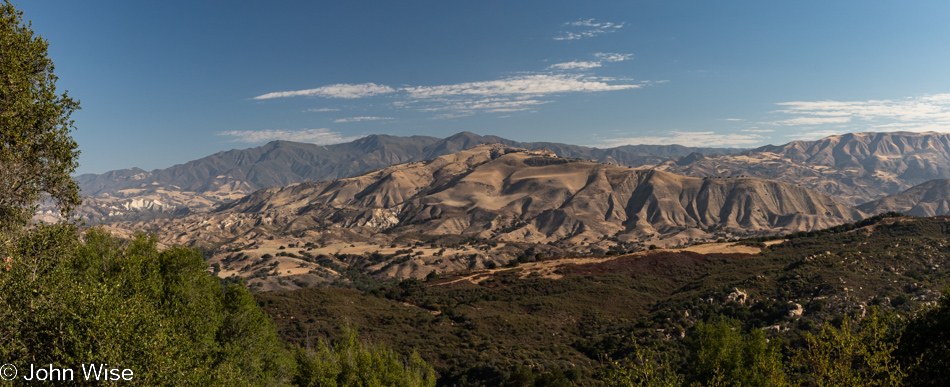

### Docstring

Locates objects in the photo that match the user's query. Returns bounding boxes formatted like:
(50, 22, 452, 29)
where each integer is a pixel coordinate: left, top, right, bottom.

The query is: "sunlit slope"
(218, 144, 863, 243)
(858, 178, 950, 216)
(658, 131, 950, 205)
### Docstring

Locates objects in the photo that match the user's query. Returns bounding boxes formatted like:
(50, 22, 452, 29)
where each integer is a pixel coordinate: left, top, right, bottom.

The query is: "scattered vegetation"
(258, 216, 950, 385)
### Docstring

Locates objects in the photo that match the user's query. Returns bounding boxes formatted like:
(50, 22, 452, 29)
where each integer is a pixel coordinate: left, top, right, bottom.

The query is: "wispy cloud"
(413, 96, 551, 114)
(548, 61, 602, 70)
(785, 130, 848, 141)
(772, 116, 852, 126)
(253, 83, 395, 100)
(392, 74, 637, 115)
(333, 116, 393, 123)
(217, 128, 363, 144)
(548, 53, 633, 71)
(769, 94, 950, 133)
(254, 55, 645, 118)
(554, 19, 624, 41)
(600, 131, 765, 148)
(256, 74, 639, 102)
(594, 52, 633, 62)
(402, 74, 640, 98)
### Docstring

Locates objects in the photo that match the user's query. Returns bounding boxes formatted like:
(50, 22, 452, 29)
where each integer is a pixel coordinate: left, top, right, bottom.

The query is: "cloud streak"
(217, 128, 363, 144)
(253, 52, 644, 118)
(413, 96, 551, 114)
(548, 53, 633, 71)
(333, 116, 393, 123)
(594, 52, 633, 62)
(601, 131, 765, 148)
(769, 93, 950, 133)
(254, 83, 395, 100)
(402, 74, 640, 98)
(554, 19, 624, 41)
(549, 61, 601, 70)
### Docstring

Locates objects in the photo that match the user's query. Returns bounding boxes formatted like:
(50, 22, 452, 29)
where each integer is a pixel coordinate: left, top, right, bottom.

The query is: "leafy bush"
(685, 318, 788, 386)
(294, 325, 436, 387)
(0, 225, 295, 385)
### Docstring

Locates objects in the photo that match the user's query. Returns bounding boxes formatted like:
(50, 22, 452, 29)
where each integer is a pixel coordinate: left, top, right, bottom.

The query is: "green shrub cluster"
(601, 294, 950, 386)
(0, 225, 439, 385)
(294, 326, 436, 387)
(0, 225, 294, 384)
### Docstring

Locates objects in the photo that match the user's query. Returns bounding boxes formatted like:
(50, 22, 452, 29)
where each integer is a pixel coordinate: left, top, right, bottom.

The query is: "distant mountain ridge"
(857, 178, 950, 217)
(106, 144, 863, 287)
(63, 131, 950, 225)
(77, 132, 744, 195)
(123, 144, 862, 250)
(657, 131, 950, 205)
(70, 132, 744, 222)
(218, 144, 863, 241)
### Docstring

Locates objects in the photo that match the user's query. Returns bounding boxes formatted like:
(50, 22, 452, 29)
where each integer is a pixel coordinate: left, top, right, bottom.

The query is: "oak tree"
(0, 0, 80, 229)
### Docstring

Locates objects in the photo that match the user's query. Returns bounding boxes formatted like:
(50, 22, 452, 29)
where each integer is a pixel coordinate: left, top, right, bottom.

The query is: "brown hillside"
(658, 131, 950, 205)
(857, 178, 950, 216)
(216, 143, 862, 244)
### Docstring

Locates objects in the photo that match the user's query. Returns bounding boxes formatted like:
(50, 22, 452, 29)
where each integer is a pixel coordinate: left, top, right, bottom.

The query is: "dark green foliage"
(599, 344, 684, 387)
(685, 318, 788, 386)
(0, 0, 81, 227)
(293, 325, 436, 387)
(793, 308, 906, 386)
(898, 288, 950, 385)
(0, 226, 295, 385)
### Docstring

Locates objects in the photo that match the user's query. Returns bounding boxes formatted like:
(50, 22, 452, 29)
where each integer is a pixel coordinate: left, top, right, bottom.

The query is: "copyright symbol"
(0, 364, 15, 380)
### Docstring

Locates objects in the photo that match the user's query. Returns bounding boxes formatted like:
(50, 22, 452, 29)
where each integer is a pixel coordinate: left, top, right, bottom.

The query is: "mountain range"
(66, 130, 950, 290)
(658, 131, 950, 206)
(106, 143, 865, 290)
(69, 132, 743, 223)
(857, 178, 950, 216)
(65, 131, 950, 225)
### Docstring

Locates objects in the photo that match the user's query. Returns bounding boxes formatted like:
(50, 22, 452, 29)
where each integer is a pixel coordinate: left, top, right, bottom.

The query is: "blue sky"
(17, 1, 950, 174)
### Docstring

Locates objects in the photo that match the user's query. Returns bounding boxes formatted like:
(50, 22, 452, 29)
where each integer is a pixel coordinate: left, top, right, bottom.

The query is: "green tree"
(794, 308, 905, 387)
(0, 226, 296, 385)
(897, 289, 950, 385)
(294, 325, 437, 387)
(0, 0, 80, 229)
(685, 318, 788, 387)
(599, 343, 685, 387)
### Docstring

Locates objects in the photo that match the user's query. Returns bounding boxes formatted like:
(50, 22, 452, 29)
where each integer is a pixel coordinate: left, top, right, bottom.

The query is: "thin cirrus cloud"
(254, 74, 642, 117)
(594, 52, 633, 62)
(554, 19, 624, 41)
(600, 131, 766, 148)
(255, 74, 640, 100)
(216, 128, 363, 144)
(769, 94, 950, 133)
(333, 116, 393, 123)
(253, 83, 395, 100)
(401, 74, 640, 98)
(399, 74, 639, 115)
(547, 53, 632, 71)
(413, 96, 552, 115)
(548, 61, 602, 70)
